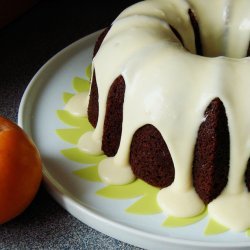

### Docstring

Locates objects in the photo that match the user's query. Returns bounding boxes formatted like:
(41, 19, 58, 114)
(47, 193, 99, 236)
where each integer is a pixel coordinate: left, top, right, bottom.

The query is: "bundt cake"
(75, 0, 250, 232)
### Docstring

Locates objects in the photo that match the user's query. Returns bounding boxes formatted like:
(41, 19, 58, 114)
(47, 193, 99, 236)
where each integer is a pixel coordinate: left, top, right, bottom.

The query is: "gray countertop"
(0, 1, 142, 249)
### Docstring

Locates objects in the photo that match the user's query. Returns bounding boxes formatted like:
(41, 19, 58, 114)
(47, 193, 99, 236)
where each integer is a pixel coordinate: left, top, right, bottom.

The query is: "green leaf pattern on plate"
(85, 64, 92, 80)
(96, 179, 156, 199)
(61, 147, 106, 165)
(57, 110, 87, 128)
(96, 179, 161, 214)
(74, 165, 101, 182)
(56, 128, 89, 145)
(73, 77, 90, 93)
(63, 92, 74, 104)
(204, 219, 229, 235)
(163, 208, 207, 227)
(56, 64, 250, 236)
(126, 191, 162, 214)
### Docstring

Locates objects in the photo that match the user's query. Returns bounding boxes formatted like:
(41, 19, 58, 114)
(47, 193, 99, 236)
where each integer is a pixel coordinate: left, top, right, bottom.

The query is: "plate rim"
(17, 30, 250, 249)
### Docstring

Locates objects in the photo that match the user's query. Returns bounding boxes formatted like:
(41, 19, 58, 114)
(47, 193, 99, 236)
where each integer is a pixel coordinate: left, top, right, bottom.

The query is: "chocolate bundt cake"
(78, 0, 250, 232)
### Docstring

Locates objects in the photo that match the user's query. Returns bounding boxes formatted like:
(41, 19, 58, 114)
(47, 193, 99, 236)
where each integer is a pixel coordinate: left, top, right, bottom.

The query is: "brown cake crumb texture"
(102, 76, 125, 156)
(88, 72, 98, 128)
(193, 98, 230, 204)
(130, 124, 175, 188)
(246, 160, 250, 191)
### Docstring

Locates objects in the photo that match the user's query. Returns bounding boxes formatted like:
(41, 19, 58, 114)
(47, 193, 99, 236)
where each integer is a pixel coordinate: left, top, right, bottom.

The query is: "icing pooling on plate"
(64, 92, 89, 117)
(68, 0, 250, 232)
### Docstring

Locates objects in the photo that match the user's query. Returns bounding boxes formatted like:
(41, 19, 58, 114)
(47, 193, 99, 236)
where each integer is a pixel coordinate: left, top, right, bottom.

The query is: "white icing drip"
(117, 0, 196, 53)
(208, 190, 250, 232)
(73, 0, 250, 231)
(188, 0, 229, 57)
(78, 131, 103, 155)
(226, 0, 250, 58)
(64, 92, 89, 117)
(63, 90, 103, 155)
(98, 157, 135, 185)
(157, 185, 205, 217)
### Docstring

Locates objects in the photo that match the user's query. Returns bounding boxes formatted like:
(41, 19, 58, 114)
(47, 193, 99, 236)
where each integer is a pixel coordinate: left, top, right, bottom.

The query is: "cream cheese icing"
(67, 0, 250, 232)
(64, 92, 89, 117)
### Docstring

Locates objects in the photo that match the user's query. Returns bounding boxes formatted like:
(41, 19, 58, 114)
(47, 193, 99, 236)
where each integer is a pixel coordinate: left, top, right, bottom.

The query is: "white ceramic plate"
(18, 31, 250, 250)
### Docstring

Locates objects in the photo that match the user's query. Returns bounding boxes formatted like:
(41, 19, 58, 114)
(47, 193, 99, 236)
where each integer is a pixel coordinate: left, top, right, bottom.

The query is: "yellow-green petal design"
(96, 179, 158, 199)
(61, 147, 106, 165)
(162, 208, 207, 227)
(72, 77, 90, 93)
(204, 219, 229, 235)
(74, 165, 101, 182)
(57, 110, 91, 128)
(56, 128, 91, 145)
(246, 229, 250, 237)
(96, 180, 160, 214)
(126, 194, 161, 214)
(63, 92, 74, 104)
(85, 64, 92, 80)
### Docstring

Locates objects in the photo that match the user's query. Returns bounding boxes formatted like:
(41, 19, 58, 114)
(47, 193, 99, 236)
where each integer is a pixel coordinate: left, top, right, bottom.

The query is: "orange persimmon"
(0, 116, 42, 224)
